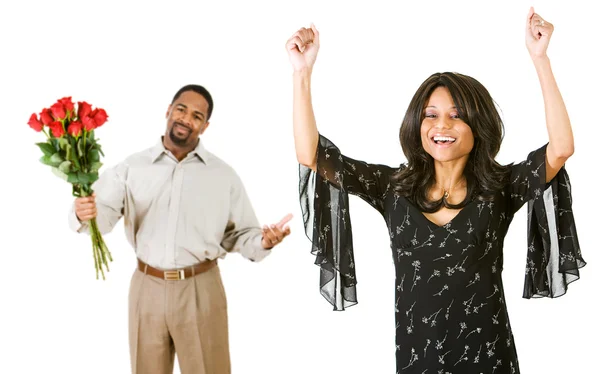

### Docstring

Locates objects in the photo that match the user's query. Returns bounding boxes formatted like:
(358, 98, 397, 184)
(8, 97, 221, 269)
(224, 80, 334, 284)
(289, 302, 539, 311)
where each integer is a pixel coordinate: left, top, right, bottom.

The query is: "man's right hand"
(75, 193, 97, 222)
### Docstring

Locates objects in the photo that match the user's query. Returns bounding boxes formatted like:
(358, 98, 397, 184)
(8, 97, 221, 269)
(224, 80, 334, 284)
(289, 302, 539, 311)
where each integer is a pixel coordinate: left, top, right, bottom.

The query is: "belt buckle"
(164, 269, 185, 281)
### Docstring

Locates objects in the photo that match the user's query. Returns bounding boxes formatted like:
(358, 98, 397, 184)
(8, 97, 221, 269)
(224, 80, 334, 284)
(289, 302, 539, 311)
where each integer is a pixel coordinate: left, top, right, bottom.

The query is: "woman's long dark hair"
(391, 72, 512, 213)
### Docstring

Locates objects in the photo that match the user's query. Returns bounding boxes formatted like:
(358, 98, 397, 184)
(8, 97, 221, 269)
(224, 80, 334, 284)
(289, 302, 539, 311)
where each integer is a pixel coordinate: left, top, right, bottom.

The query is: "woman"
(287, 8, 585, 373)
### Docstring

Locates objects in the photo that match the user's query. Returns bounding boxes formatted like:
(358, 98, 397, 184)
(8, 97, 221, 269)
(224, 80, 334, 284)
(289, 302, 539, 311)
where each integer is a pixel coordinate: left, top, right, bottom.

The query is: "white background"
(0, 0, 598, 373)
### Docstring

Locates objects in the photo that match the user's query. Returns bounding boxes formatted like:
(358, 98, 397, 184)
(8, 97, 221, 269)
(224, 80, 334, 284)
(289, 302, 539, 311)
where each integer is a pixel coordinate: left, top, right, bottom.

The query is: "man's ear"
(199, 121, 210, 135)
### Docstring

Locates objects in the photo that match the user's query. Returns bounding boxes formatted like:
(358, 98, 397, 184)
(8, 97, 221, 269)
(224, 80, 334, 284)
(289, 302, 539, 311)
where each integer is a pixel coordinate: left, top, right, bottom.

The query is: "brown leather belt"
(138, 258, 217, 281)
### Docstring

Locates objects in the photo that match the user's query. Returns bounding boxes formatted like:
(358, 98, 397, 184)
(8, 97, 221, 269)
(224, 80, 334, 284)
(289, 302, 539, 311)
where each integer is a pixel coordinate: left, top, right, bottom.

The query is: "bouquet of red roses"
(28, 97, 112, 280)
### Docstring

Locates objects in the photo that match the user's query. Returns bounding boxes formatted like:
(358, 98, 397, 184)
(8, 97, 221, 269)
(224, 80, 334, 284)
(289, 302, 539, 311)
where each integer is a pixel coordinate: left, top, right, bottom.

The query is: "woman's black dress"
(299, 134, 585, 373)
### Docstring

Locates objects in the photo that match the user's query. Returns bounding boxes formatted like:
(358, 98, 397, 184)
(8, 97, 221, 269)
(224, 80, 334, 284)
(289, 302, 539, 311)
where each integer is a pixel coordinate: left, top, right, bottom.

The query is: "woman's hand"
(525, 7, 554, 60)
(286, 24, 320, 72)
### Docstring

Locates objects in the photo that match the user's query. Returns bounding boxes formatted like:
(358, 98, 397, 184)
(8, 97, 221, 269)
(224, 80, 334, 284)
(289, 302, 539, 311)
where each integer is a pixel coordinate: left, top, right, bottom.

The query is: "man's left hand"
(261, 213, 293, 249)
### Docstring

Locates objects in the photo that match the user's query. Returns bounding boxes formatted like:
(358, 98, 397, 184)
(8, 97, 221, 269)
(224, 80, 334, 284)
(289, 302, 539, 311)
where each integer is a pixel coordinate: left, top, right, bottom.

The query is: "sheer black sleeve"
(508, 143, 586, 298)
(299, 134, 395, 310)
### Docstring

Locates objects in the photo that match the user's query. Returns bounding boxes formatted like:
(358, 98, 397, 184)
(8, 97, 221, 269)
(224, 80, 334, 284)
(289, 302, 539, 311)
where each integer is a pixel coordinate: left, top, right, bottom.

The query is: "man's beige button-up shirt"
(69, 138, 270, 269)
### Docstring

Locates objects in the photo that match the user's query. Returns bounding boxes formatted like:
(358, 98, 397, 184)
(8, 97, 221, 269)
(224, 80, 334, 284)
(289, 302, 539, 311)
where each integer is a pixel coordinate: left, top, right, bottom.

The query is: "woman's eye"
(425, 113, 436, 118)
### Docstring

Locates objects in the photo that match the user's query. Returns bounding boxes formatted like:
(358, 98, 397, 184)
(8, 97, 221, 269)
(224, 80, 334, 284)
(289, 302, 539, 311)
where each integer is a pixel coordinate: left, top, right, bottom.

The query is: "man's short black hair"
(172, 84, 214, 120)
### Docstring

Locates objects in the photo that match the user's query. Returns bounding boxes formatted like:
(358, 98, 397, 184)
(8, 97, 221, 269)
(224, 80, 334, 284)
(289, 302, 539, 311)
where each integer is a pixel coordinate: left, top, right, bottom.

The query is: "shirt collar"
(150, 137, 208, 164)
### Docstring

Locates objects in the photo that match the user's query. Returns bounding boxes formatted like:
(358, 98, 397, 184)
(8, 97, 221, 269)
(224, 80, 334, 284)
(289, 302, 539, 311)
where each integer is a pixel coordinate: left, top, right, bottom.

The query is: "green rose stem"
(77, 186, 113, 280)
(82, 130, 88, 166)
(77, 130, 110, 280)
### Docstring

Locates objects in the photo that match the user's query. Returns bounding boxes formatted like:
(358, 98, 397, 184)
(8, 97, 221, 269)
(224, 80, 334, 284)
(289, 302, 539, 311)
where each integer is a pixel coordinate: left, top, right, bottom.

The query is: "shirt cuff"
(68, 202, 88, 233)
(249, 234, 272, 262)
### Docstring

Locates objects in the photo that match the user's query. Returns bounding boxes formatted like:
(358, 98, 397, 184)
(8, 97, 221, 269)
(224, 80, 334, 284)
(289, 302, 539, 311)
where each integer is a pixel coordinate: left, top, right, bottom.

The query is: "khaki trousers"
(128, 265, 231, 374)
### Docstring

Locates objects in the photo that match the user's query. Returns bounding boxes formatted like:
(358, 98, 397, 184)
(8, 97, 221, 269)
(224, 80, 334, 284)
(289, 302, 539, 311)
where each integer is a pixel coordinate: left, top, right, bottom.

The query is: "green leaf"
(89, 172, 99, 184)
(58, 160, 72, 174)
(75, 171, 99, 186)
(36, 142, 55, 156)
(77, 137, 84, 158)
(51, 167, 68, 181)
(67, 172, 79, 184)
(58, 137, 69, 151)
(88, 148, 100, 163)
(69, 138, 81, 170)
(89, 162, 103, 173)
(40, 155, 54, 166)
(66, 143, 72, 162)
(49, 152, 64, 165)
(77, 171, 91, 184)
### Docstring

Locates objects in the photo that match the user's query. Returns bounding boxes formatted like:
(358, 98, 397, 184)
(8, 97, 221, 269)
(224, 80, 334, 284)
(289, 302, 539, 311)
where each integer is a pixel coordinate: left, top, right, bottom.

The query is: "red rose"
(92, 108, 108, 128)
(49, 121, 65, 137)
(68, 121, 83, 137)
(82, 115, 97, 131)
(40, 108, 54, 125)
(59, 97, 75, 113)
(50, 102, 66, 120)
(78, 101, 92, 119)
(28, 113, 44, 132)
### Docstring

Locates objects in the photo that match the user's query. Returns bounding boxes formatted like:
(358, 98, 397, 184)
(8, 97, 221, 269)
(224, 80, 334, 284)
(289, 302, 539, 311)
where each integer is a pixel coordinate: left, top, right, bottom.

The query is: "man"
(69, 84, 292, 374)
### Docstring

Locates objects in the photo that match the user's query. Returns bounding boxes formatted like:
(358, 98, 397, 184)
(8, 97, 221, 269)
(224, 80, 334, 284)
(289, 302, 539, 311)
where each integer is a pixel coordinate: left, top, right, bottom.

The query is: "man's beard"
(169, 123, 191, 146)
